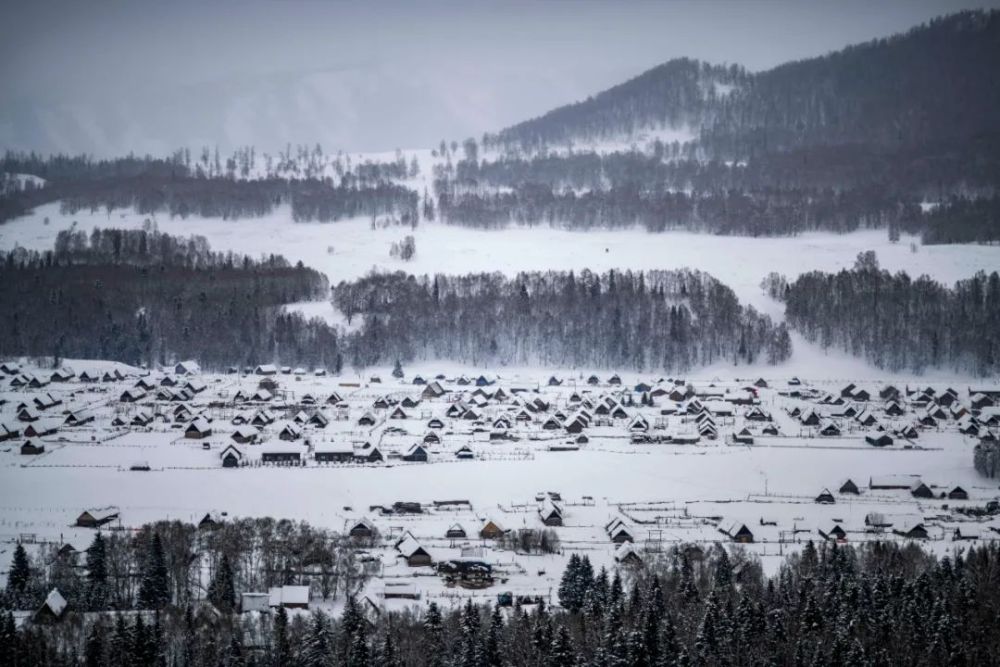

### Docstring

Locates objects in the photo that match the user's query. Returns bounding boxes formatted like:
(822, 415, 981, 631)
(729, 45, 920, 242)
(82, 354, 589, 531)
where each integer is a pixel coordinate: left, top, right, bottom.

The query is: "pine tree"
(459, 600, 482, 667)
(111, 614, 131, 667)
(182, 605, 196, 667)
(714, 546, 733, 592)
(138, 532, 170, 609)
(483, 604, 504, 667)
(348, 629, 369, 667)
(558, 554, 582, 612)
(208, 554, 236, 613)
(84, 620, 104, 667)
(423, 602, 445, 667)
(303, 611, 333, 667)
(391, 359, 404, 379)
(0, 611, 18, 667)
(5, 543, 31, 607)
(273, 606, 291, 667)
(374, 631, 401, 667)
(133, 613, 154, 667)
(549, 625, 575, 667)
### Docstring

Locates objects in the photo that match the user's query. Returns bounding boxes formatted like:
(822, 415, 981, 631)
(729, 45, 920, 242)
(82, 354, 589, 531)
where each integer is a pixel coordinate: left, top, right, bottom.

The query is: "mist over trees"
(5, 532, 1000, 666)
(783, 253, 1000, 375)
(334, 269, 791, 371)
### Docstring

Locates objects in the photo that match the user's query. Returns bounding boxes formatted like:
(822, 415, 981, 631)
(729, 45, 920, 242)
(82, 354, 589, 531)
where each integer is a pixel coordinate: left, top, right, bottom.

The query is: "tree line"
(434, 175, 925, 236)
(4, 529, 1000, 666)
(334, 269, 791, 372)
(783, 252, 1000, 375)
(0, 150, 420, 225)
(0, 229, 339, 370)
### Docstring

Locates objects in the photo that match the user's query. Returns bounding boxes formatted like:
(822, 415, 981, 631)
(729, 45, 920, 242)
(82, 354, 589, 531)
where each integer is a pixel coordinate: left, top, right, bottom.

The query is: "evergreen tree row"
(5, 536, 1000, 666)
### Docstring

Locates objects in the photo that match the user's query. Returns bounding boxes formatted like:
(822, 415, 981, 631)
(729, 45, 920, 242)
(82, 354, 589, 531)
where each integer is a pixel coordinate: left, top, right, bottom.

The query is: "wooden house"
(865, 432, 893, 447)
(839, 479, 861, 495)
(76, 507, 119, 528)
(24, 419, 60, 437)
(314, 443, 355, 463)
(231, 426, 258, 444)
(395, 533, 433, 566)
(445, 524, 467, 539)
(261, 444, 303, 464)
(719, 521, 754, 543)
(402, 444, 428, 462)
(480, 519, 504, 539)
(32, 589, 68, 624)
(614, 543, 643, 567)
(348, 518, 376, 539)
(20, 440, 44, 455)
(815, 488, 836, 504)
(947, 485, 969, 500)
(220, 445, 244, 468)
(818, 523, 847, 542)
(538, 498, 563, 527)
(185, 418, 212, 439)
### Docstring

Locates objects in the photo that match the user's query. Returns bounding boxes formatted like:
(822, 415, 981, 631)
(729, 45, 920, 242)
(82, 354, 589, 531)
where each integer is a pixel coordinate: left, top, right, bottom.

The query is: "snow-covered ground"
(4, 203, 998, 322)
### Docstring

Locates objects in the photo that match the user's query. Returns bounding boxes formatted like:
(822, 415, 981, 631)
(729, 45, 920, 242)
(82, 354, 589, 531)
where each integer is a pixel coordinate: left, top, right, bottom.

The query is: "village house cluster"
(2, 359, 1000, 616)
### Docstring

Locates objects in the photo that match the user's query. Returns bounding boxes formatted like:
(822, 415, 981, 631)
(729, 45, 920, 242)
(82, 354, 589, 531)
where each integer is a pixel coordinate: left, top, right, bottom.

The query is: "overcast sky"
(1, 0, 996, 156)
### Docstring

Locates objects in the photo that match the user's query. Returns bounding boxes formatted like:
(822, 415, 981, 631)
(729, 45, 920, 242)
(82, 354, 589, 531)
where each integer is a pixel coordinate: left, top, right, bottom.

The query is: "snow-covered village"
(2, 359, 999, 613)
(3, 2, 1000, 666)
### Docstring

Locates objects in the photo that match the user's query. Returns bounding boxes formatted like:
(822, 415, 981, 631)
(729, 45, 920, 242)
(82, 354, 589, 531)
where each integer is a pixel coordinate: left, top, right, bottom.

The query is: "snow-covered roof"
(269, 585, 309, 607)
(42, 588, 67, 616)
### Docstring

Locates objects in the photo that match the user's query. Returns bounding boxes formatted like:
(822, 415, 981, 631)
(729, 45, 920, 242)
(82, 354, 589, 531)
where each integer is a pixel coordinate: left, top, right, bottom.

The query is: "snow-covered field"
(4, 203, 999, 323)
(1, 361, 998, 610)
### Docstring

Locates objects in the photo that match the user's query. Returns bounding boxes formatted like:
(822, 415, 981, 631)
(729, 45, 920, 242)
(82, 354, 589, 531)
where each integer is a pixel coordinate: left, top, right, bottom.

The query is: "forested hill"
(487, 10, 1000, 161)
